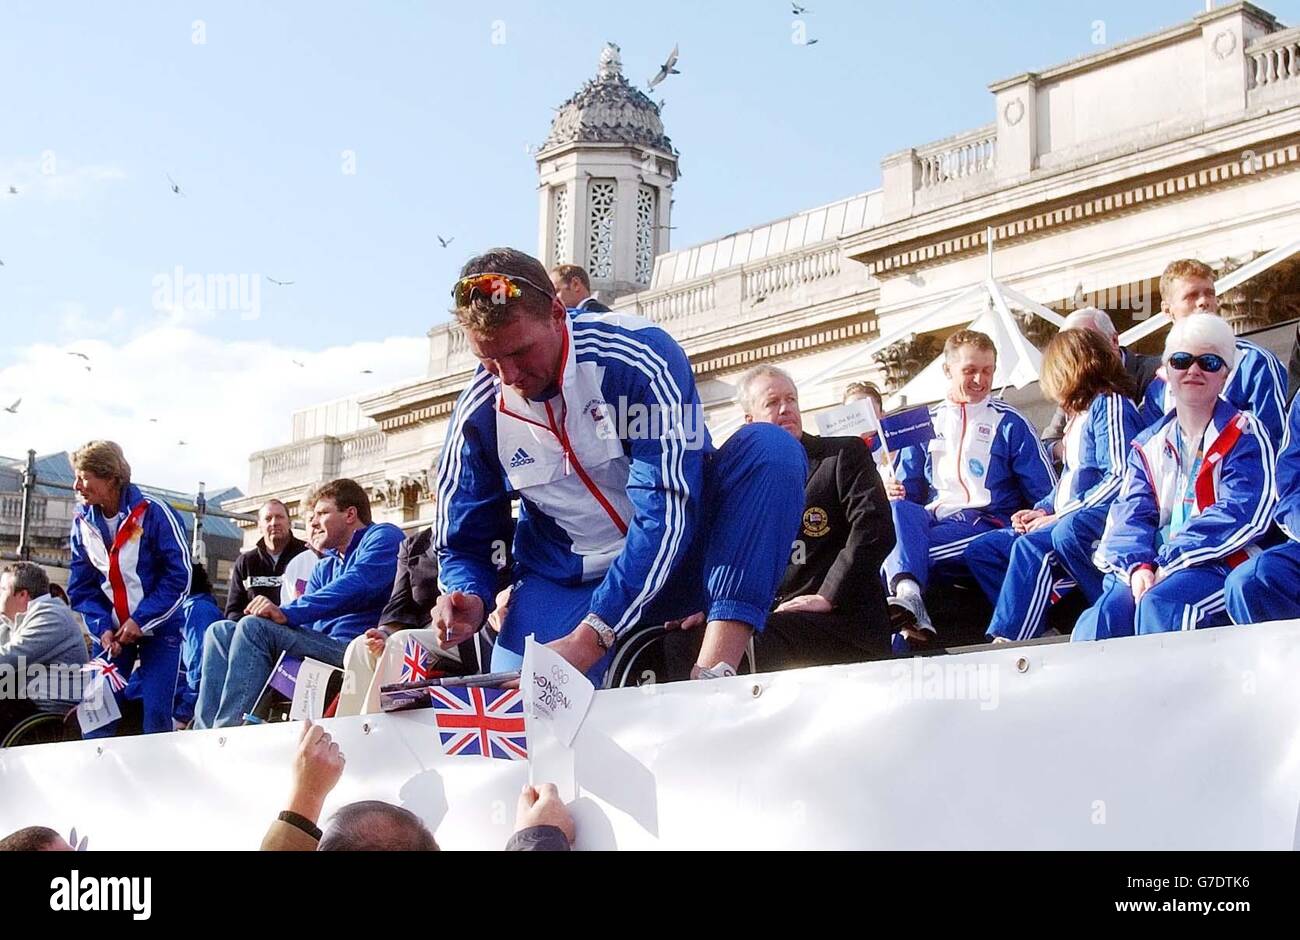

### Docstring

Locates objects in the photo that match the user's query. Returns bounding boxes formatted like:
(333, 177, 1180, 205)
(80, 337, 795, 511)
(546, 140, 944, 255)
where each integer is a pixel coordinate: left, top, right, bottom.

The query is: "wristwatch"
(581, 612, 616, 651)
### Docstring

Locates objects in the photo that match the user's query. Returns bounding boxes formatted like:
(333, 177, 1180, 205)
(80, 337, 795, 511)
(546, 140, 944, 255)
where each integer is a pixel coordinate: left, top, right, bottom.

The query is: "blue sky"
(1, 0, 1296, 489)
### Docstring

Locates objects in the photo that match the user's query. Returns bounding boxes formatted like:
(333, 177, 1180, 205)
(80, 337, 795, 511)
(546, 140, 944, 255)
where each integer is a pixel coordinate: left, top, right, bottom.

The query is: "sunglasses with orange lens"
(451, 272, 552, 308)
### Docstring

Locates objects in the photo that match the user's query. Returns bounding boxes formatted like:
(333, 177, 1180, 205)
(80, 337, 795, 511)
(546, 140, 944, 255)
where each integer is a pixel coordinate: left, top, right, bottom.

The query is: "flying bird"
(166, 173, 185, 197)
(360, 369, 373, 374)
(3, 398, 19, 414)
(437, 235, 454, 248)
(177, 440, 188, 446)
(6, 186, 16, 195)
(792, 3, 811, 14)
(648, 44, 680, 89)
(805, 38, 820, 45)
(148, 417, 159, 423)
(67, 351, 91, 362)
(266, 276, 294, 286)
(291, 359, 305, 368)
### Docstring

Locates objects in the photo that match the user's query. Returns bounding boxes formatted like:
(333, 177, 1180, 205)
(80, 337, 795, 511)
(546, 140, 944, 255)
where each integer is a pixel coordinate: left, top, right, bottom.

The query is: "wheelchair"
(0, 707, 82, 749)
(601, 622, 755, 689)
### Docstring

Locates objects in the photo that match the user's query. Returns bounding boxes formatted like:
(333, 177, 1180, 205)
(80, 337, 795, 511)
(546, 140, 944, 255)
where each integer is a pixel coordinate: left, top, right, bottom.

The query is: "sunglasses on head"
(1167, 352, 1227, 373)
(451, 272, 554, 308)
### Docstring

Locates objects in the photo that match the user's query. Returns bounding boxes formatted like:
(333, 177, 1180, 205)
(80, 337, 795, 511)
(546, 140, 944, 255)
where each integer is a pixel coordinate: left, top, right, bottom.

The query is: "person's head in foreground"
(0, 826, 72, 852)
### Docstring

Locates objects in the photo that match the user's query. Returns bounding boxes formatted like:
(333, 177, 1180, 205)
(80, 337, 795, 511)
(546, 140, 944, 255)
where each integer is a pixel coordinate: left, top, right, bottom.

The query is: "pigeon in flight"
(6, 186, 16, 195)
(360, 369, 374, 374)
(437, 235, 454, 248)
(166, 173, 185, 197)
(792, 3, 811, 14)
(3, 398, 19, 414)
(292, 359, 305, 368)
(148, 417, 159, 423)
(266, 276, 294, 286)
(648, 44, 680, 89)
(177, 440, 188, 446)
(805, 38, 820, 45)
(67, 351, 91, 362)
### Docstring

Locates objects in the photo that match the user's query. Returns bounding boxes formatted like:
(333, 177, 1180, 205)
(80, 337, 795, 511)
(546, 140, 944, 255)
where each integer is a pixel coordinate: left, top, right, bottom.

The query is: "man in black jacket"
(1040, 308, 1159, 457)
(550, 264, 610, 313)
(225, 500, 309, 618)
(740, 365, 897, 669)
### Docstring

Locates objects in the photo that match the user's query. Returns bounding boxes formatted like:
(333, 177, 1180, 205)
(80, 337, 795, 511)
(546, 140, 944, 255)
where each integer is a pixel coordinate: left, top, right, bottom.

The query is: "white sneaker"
(887, 591, 934, 632)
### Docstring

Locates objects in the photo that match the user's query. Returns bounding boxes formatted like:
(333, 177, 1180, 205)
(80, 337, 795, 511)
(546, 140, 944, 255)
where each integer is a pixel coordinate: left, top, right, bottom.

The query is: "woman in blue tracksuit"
(68, 441, 191, 735)
(966, 329, 1142, 642)
(1074, 315, 1277, 641)
(1224, 392, 1300, 623)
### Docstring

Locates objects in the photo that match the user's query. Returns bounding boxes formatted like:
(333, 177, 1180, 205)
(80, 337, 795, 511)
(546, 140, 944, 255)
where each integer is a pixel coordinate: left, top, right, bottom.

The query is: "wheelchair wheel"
(1, 711, 74, 748)
(602, 623, 754, 689)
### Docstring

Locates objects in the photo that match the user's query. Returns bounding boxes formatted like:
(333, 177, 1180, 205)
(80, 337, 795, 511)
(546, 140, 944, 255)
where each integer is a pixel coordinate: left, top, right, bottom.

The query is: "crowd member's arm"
(815, 440, 896, 610)
(506, 783, 574, 852)
(224, 554, 251, 619)
(1040, 405, 1068, 460)
(432, 376, 515, 634)
(261, 721, 344, 851)
(277, 526, 404, 628)
(127, 501, 192, 638)
(1095, 445, 1160, 584)
(1275, 398, 1300, 541)
(583, 336, 705, 645)
(1157, 417, 1277, 577)
(1140, 379, 1167, 428)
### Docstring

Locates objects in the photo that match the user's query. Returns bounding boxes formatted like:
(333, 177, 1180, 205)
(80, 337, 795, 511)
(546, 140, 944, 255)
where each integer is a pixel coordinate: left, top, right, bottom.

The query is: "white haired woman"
(1073, 314, 1278, 640)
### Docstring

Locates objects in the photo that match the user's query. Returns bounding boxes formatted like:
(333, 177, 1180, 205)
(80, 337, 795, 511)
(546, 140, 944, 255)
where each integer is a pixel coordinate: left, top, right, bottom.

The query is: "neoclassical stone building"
(228, 2, 1300, 537)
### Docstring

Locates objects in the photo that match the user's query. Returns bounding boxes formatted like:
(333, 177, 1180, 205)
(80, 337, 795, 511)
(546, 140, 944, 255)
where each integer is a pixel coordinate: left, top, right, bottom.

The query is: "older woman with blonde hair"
(1074, 314, 1277, 640)
(67, 440, 191, 735)
(965, 327, 1142, 642)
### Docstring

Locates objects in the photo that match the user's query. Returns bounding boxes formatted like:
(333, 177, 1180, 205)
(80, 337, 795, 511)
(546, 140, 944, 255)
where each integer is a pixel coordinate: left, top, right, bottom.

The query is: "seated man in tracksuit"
(883, 329, 1057, 640)
(431, 248, 806, 683)
(733, 365, 896, 670)
(1224, 392, 1300, 624)
(1138, 258, 1287, 440)
(966, 328, 1143, 642)
(1075, 314, 1277, 641)
(195, 478, 403, 727)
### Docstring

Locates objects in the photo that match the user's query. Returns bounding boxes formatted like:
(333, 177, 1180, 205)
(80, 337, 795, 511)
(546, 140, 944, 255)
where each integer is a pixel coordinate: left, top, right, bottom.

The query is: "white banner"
(4, 621, 1300, 849)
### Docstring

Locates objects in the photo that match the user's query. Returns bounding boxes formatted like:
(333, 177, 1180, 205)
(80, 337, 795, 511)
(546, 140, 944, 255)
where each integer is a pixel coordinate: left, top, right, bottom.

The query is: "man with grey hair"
(0, 563, 90, 740)
(726, 363, 895, 668)
(1040, 307, 1160, 456)
(225, 499, 309, 618)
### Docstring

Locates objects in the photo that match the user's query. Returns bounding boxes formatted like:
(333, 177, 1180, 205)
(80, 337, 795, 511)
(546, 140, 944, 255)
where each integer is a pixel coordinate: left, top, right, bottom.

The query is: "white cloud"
(0, 156, 127, 203)
(0, 322, 428, 493)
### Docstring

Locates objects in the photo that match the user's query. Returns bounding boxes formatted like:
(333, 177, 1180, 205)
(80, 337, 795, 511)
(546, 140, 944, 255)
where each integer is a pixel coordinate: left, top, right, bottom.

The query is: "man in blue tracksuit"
(882, 330, 1056, 639)
(1138, 259, 1287, 440)
(195, 478, 403, 727)
(432, 248, 805, 683)
(966, 329, 1143, 642)
(1224, 393, 1300, 623)
(68, 441, 191, 736)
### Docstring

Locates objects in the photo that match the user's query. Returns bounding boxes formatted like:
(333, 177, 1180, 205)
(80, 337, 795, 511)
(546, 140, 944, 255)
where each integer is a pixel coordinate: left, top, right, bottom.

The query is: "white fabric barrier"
(4, 620, 1300, 850)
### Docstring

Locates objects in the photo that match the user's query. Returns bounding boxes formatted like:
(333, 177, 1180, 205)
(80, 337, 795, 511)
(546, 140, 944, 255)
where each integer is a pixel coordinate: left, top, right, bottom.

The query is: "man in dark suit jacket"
(550, 264, 610, 313)
(1040, 308, 1160, 455)
(740, 365, 897, 670)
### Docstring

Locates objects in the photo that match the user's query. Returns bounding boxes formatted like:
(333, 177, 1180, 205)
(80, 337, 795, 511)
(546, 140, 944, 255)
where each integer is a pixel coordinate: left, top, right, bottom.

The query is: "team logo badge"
(967, 458, 986, 477)
(802, 506, 831, 538)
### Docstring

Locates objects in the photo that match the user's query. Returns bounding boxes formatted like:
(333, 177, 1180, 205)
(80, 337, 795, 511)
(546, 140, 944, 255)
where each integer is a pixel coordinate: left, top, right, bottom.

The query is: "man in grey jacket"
(0, 563, 90, 738)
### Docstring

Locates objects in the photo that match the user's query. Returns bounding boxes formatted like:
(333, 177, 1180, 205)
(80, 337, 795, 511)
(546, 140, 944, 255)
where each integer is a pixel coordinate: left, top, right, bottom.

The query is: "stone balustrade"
(1248, 26, 1300, 98)
(915, 125, 998, 192)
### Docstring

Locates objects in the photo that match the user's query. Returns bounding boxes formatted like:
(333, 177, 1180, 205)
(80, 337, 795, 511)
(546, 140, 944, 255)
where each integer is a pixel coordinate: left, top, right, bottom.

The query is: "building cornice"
(846, 117, 1300, 278)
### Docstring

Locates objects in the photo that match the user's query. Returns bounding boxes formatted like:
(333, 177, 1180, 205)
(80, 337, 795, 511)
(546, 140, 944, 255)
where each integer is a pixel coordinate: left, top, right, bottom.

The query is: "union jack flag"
(87, 656, 126, 693)
(400, 637, 434, 683)
(428, 686, 527, 761)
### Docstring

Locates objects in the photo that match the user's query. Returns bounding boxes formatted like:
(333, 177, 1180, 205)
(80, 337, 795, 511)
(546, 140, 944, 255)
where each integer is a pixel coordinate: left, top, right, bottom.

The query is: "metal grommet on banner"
(218, 736, 226, 747)
(95, 746, 103, 757)
(1016, 657, 1029, 674)
(751, 684, 762, 698)
(362, 723, 371, 735)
